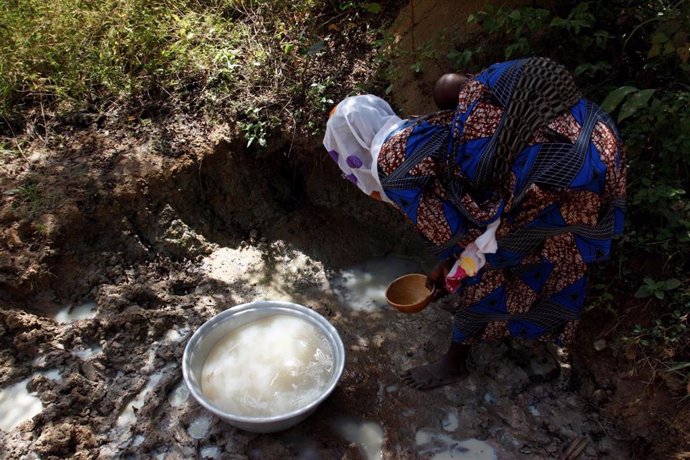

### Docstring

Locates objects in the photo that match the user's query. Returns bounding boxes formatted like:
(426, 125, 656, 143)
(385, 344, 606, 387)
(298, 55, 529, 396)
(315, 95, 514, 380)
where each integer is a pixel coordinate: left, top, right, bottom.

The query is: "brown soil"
(573, 299, 690, 459)
(385, 0, 536, 116)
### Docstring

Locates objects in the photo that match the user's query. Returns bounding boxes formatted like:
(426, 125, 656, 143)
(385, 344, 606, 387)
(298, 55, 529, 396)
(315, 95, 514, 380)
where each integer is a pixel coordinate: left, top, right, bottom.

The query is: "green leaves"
(574, 61, 612, 78)
(649, 23, 690, 62)
(601, 86, 637, 113)
(447, 49, 473, 69)
(601, 86, 656, 122)
(360, 3, 381, 14)
(635, 277, 682, 299)
(619, 89, 656, 122)
(549, 2, 595, 34)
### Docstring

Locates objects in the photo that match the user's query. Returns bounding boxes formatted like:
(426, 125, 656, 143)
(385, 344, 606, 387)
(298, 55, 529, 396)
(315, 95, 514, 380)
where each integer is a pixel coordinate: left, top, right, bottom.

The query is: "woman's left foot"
(401, 359, 468, 391)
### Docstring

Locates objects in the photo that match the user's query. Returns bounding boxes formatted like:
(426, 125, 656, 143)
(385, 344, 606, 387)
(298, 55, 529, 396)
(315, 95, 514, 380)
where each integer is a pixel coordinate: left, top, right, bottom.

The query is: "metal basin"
(182, 300, 345, 433)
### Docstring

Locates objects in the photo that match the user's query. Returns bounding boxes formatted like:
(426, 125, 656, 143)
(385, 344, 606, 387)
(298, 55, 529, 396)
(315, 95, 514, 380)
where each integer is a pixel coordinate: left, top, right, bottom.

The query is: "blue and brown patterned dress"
(377, 58, 626, 345)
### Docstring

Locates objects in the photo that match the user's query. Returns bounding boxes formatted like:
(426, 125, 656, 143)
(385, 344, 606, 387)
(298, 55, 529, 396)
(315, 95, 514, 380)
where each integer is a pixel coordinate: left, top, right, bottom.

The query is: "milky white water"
(116, 364, 174, 427)
(0, 370, 64, 432)
(167, 382, 190, 408)
(0, 378, 42, 432)
(200, 446, 221, 458)
(442, 412, 459, 431)
(164, 327, 190, 343)
(331, 255, 424, 311)
(415, 430, 497, 460)
(53, 301, 97, 323)
(333, 418, 384, 460)
(187, 415, 212, 439)
(200, 314, 334, 417)
(72, 345, 102, 360)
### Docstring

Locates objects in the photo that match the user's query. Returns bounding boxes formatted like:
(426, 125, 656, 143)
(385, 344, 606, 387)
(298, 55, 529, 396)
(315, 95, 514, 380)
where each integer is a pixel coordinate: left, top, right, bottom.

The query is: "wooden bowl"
(385, 273, 433, 313)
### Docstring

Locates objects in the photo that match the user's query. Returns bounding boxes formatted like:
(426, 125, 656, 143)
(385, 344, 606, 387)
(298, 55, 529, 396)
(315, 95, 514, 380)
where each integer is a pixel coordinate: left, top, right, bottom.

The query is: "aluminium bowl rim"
(182, 300, 345, 425)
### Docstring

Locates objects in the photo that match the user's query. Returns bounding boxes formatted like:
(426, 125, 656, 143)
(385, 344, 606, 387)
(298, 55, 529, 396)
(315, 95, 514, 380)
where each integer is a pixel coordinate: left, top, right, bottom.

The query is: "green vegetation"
(457, 0, 689, 392)
(0, 0, 385, 147)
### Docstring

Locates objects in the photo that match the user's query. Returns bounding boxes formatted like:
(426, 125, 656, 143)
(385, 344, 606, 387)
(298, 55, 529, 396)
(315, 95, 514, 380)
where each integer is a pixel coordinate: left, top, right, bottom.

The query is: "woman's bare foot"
(401, 342, 470, 390)
(401, 359, 468, 390)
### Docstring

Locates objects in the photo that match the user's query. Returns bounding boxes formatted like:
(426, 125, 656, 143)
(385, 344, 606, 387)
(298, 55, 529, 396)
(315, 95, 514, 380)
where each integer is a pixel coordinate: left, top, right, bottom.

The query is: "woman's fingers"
(431, 287, 448, 301)
(425, 275, 436, 291)
(427, 257, 456, 295)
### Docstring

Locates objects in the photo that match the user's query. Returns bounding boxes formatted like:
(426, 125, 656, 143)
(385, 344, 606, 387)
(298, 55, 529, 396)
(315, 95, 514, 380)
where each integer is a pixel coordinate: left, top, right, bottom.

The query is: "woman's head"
(323, 95, 401, 201)
(433, 73, 468, 110)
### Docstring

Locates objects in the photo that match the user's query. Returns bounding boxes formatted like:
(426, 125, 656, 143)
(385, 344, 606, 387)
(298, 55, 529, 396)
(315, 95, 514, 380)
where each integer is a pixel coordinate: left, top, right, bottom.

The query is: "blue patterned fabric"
(378, 58, 625, 345)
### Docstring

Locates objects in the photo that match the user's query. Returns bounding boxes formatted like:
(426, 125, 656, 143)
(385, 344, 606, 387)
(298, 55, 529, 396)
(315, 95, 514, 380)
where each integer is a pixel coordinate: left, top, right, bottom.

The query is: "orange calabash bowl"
(385, 273, 433, 313)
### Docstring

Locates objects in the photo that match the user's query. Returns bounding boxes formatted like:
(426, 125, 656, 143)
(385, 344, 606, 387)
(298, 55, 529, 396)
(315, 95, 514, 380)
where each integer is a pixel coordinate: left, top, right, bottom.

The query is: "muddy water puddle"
(53, 301, 97, 323)
(330, 255, 426, 311)
(0, 370, 62, 432)
(332, 417, 384, 460)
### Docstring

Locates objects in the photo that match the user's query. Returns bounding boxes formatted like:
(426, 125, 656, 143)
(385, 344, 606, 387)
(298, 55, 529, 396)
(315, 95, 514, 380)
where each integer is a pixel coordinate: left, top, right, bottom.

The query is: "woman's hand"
(426, 257, 456, 300)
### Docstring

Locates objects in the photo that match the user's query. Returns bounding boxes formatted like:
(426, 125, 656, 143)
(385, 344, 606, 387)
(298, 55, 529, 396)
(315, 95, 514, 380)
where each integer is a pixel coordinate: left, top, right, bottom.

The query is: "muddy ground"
(0, 108, 675, 459)
(1, 1, 689, 458)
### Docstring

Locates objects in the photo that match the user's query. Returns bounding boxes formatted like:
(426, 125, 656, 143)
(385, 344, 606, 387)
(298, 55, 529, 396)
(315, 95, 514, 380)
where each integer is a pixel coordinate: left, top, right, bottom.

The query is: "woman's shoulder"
(458, 79, 492, 112)
(473, 59, 527, 87)
(378, 124, 415, 177)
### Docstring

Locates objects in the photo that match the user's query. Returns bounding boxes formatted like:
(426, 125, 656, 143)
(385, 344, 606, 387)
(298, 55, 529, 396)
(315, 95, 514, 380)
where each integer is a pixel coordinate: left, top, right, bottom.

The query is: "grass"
(0, 1, 253, 111)
(0, 0, 377, 146)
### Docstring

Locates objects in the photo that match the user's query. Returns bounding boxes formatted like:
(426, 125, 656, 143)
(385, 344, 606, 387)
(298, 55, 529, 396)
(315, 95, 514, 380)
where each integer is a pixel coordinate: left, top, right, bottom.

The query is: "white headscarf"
(323, 95, 403, 203)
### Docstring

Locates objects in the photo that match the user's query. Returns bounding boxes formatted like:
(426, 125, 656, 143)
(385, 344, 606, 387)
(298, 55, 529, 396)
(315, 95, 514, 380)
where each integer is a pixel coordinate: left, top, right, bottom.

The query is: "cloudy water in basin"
(331, 255, 425, 311)
(200, 314, 333, 417)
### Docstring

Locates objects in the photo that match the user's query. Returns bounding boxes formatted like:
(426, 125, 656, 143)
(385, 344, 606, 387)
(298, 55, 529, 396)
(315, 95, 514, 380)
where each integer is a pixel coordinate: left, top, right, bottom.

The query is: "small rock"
(35, 423, 73, 455)
(441, 412, 459, 431)
(593, 389, 606, 403)
(81, 361, 98, 381)
(593, 339, 607, 351)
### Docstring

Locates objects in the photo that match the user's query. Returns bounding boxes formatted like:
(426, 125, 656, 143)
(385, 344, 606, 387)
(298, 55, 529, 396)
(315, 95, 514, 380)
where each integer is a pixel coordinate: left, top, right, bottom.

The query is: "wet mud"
(1, 194, 633, 458)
